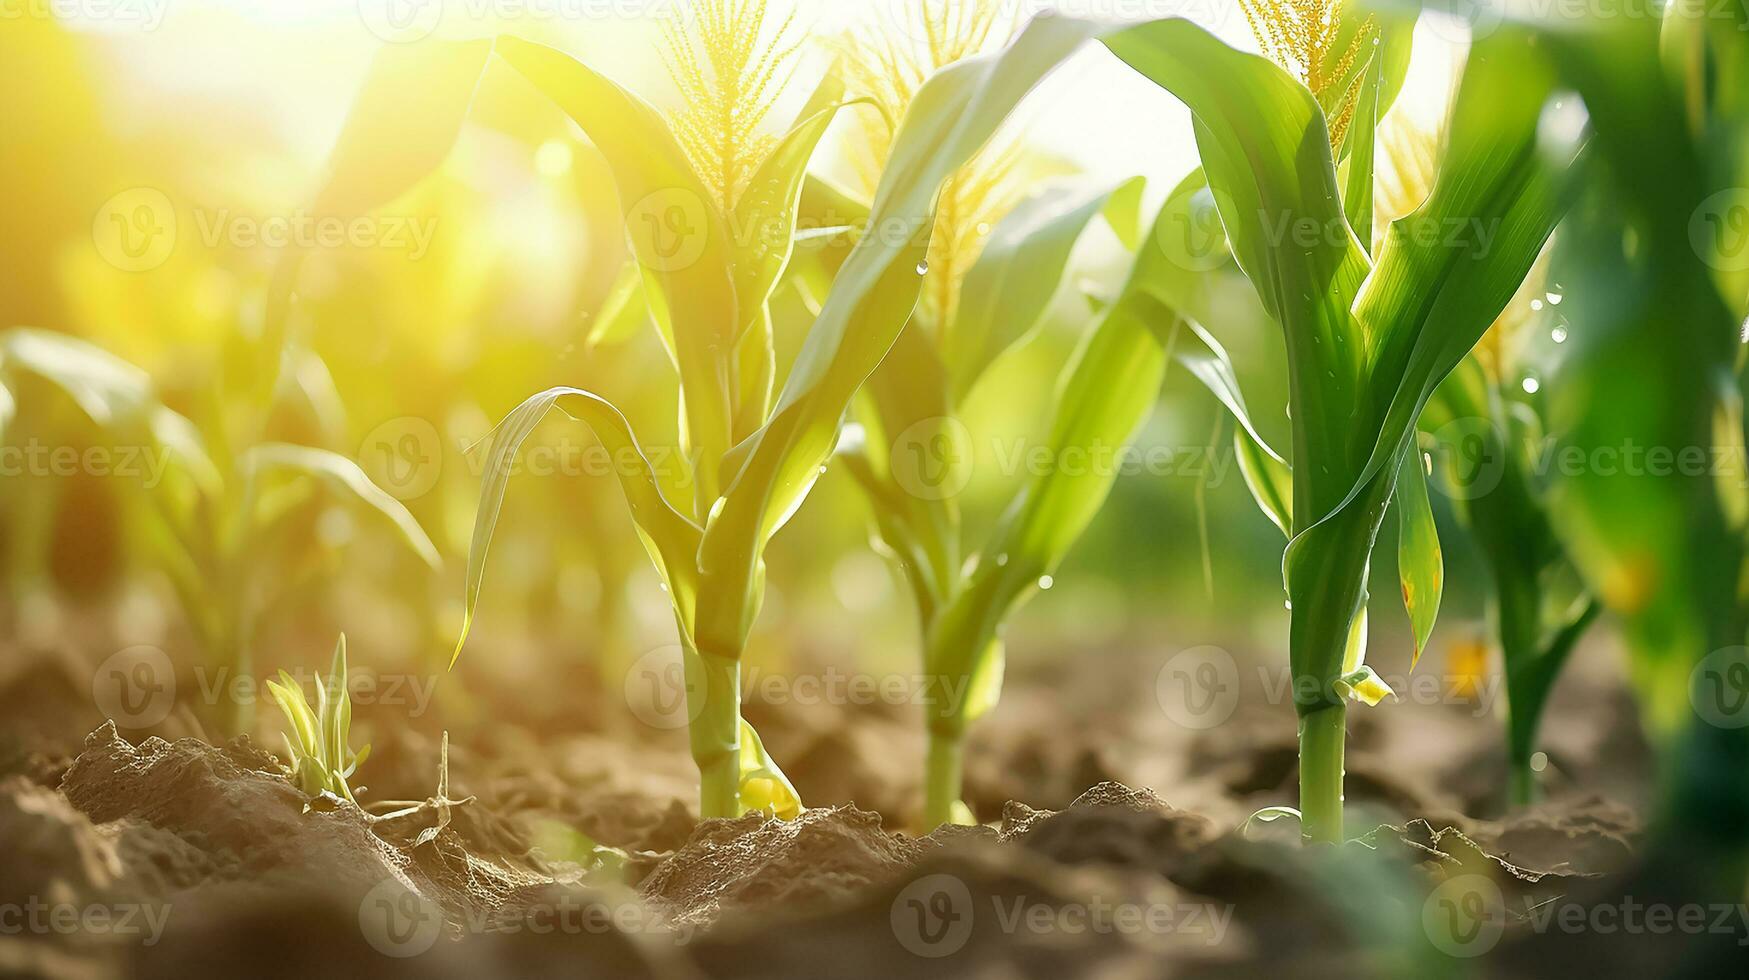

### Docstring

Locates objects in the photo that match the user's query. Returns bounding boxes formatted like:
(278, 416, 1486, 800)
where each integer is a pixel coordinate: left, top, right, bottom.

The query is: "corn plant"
(323, 9, 1123, 818)
(0, 330, 437, 732)
(1097, 10, 1578, 841)
(1421, 350, 1599, 806)
(267, 633, 371, 802)
(783, 2, 1141, 828)
(1524, 4, 1749, 856)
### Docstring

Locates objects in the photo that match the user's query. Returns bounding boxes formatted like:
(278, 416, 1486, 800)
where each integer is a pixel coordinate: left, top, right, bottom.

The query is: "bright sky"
(64, 0, 1464, 207)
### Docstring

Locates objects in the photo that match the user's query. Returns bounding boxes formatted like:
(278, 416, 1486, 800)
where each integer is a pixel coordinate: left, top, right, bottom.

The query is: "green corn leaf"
(309, 40, 490, 220)
(730, 73, 853, 337)
(736, 718, 802, 820)
(0, 328, 152, 426)
(1343, 49, 1381, 255)
(238, 444, 440, 570)
(0, 329, 221, 502)
(1169, 316, 1293, 536)
(584, 261, 654, 352)
(1335, 665, 1396, 707)
(329, 635, 349, 779)
(1106, 20, 1573, 711)
(692, 13, 1109, 663)
(1395, 441, 1442, 669)
(496, 35, 738, 502)
(270, 38, 489, 362)
(926, 254, 1186, 722)
(1105, 21, 1373, 487)
(454, 387, 704, 664)
(947, 175, 1146, 399)
(268, 672, 318, 755)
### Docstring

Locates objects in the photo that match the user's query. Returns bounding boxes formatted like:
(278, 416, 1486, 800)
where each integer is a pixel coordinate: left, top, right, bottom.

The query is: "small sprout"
(267, 634, 370, 804)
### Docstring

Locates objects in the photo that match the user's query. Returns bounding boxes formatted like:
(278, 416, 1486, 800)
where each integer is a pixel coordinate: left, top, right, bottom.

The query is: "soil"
(2, 636, 1746, 979)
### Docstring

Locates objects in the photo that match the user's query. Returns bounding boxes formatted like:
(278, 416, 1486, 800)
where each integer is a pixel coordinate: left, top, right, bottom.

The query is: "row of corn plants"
(18, 1, 1748, 856)
(305, 2, 1677, 838)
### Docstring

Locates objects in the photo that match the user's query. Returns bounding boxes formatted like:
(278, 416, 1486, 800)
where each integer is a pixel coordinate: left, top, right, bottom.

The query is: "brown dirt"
(0, 636, 1732, 979)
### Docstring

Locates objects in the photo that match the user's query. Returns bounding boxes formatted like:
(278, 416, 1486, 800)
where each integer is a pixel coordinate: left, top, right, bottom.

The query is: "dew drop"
(996, 553, 1009, 567)
(1530, 299, 1544, 311)
(1551, 325, 1568, 344)
(1521, 376, 1541, 394)
(915, 260, 929, 275)
(1037, 575, 1054, 590)
(1545, 291, 1563, 306)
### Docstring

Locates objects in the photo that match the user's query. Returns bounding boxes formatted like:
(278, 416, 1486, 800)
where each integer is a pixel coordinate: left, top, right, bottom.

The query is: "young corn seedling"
(1096, 10, 1579, 841)
(267, 633, 371, 803)
(1422, 345, 1599, 806)
(328, 7, 1120, 818)
(0, 330, 438, 733)
(813, 0, 1152, 829)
